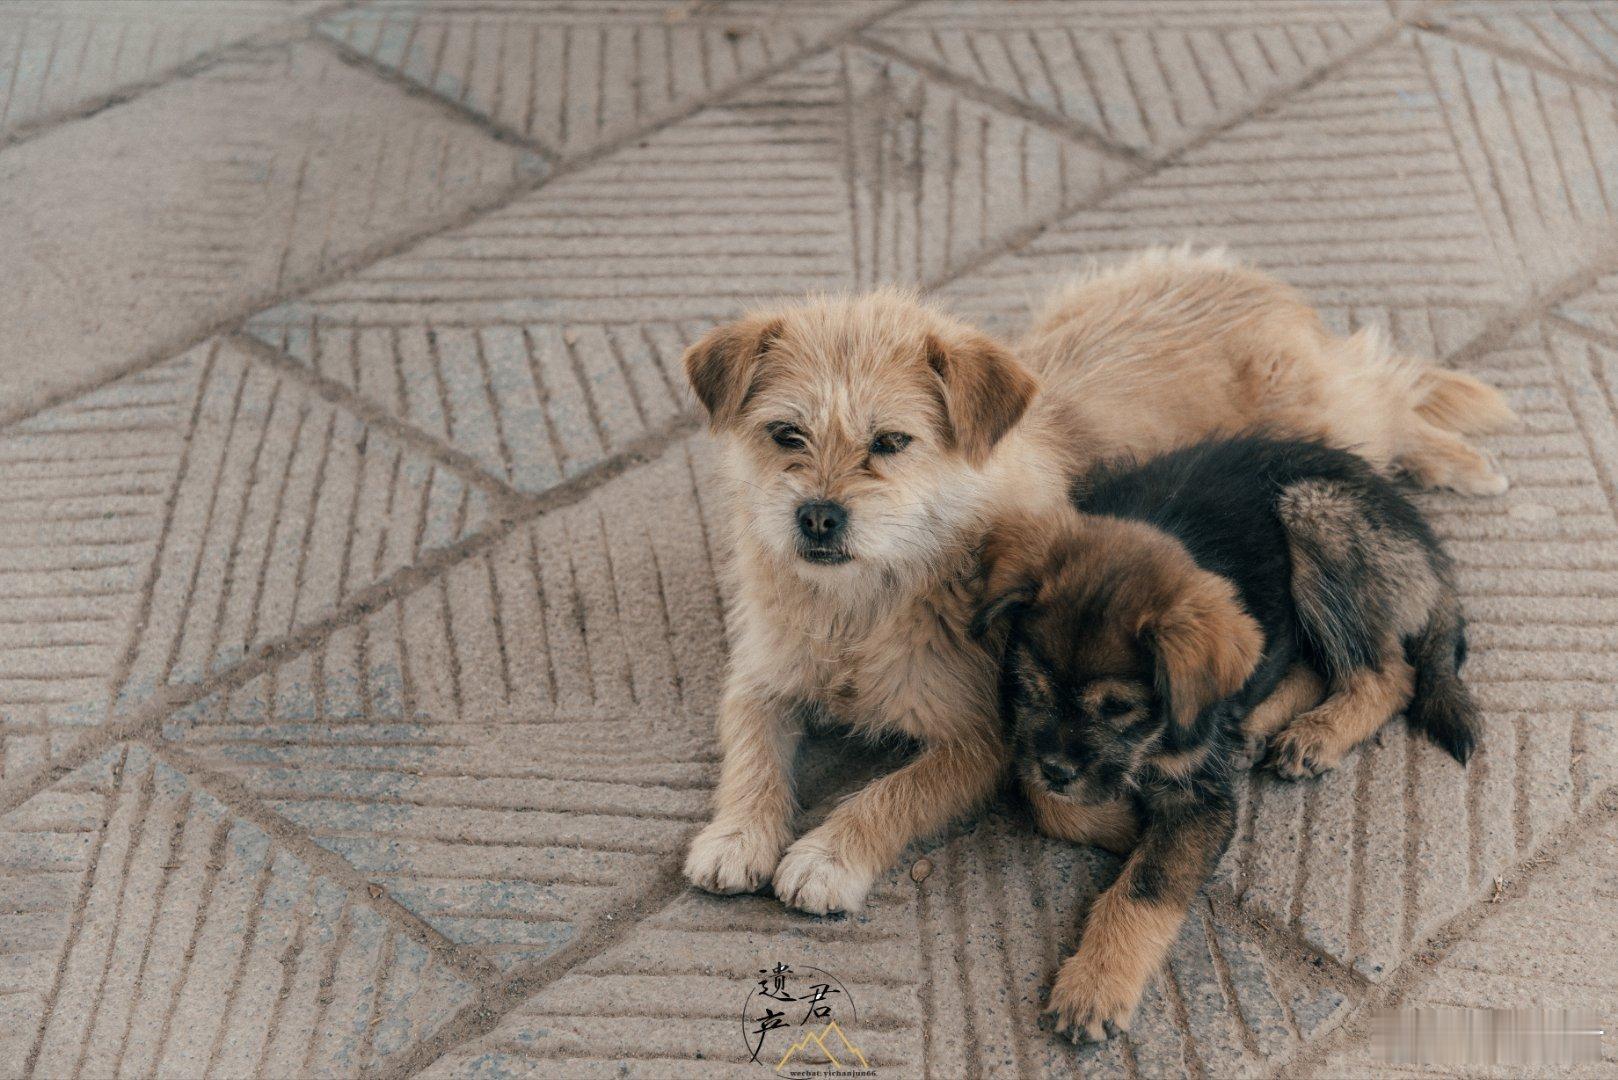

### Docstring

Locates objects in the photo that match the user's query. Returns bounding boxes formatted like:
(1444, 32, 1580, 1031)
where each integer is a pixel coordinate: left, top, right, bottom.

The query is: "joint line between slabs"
(0, 0, 917, 437)
(0, 0, 357, 151)
(0, 407, 703, 824)
(226, 330, 522, 508)
(919, 6, 1428, 297)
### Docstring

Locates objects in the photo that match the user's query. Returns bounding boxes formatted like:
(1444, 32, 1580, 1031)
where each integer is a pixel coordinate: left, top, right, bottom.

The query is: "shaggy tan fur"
(1045, 812, 1232, 1041)
(682, 248, 1513, 915)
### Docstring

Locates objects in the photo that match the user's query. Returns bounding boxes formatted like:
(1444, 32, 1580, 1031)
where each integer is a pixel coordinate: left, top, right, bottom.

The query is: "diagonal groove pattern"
(114, 339, 492, 721)
(158, 443, 728, 974)
(425, 814, 1349, 1078)
(863, 0, 1395, 157)
(8, 0, 1618, 1075)
(0, 743, 476, 1079)
(0, 0, 327, 141)
(313, 0, 894, 160)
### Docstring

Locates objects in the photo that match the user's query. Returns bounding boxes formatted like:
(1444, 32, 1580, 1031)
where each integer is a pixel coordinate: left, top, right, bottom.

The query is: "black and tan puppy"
(973, 434, 1479, 1042)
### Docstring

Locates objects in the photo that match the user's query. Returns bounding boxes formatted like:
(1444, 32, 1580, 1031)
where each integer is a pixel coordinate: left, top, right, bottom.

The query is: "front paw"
(1266, 722, 1338, 780)
(1236, 731, 1269, 768)
(772, 837, 875, 915)
(685, 821, 785, 895)
(1044, 954, 1143, 1044)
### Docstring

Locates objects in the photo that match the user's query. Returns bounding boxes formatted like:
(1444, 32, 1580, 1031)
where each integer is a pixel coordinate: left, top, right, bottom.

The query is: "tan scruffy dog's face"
(684, 291, 1038, 590)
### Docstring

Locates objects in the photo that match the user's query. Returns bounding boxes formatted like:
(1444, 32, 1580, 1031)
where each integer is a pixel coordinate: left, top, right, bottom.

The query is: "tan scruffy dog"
(681, 248, 1514, 916)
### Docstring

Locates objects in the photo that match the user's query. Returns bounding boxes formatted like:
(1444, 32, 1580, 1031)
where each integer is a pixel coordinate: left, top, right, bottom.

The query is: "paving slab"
(159, 441, 725, 972)
(1307, 806, 1618, 1079)
(1, 39, 539, 418)
(314, 0, 891, 159)
(241, 45, 1128, 493)
(1434, 1, 1618, 86)
(425, 811, 1350, 1080)
(0, 336, 490, 779)
(7, 2, 1618, 1077)
(940, 30, 1618, 341)
(0, 0, 322, 140)
(863, 0, 1396, 157)
(0, 742, 476, 1078)
(1556, 268, 1618, 340)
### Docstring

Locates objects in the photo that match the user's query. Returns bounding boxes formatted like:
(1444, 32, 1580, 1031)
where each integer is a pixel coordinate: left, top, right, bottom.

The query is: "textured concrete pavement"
(3, 2, 1618, 1077)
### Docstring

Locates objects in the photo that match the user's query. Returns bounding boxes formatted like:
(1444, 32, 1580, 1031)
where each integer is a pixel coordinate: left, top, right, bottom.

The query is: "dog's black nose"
(1039, 757, 1078, 787)
(796, 500, 848, 543)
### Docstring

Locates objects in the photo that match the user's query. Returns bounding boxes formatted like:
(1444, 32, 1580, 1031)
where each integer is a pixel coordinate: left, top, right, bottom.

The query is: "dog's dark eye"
(768, 423, 807, 450)
(870, 432, 912, 455)
(1098, 696, 1134, 719)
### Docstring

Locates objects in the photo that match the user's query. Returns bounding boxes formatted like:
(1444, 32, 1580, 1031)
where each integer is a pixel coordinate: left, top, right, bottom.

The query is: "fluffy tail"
(1414, 367, 1518, 436)
(1405, 601, 1481, 765)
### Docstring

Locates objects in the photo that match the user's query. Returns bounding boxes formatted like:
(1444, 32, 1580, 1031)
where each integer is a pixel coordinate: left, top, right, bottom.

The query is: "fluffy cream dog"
(681, 249, 1513, 915)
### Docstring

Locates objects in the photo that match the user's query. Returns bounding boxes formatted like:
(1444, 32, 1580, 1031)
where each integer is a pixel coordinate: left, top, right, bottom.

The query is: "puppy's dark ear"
(926, 331, 1038, 467)
(970, 516, 1050, 640)
(683, 315, 785, 430)
(1143, 571, 1263, 730)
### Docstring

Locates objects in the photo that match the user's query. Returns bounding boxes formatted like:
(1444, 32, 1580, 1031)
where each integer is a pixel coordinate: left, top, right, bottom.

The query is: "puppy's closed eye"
(1098, 696, 1134, 719)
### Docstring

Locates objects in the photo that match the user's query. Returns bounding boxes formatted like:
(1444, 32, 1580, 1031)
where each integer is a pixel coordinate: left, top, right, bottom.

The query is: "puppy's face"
(974, 514, 1263, 803)
(684, 292, 1037, 587)
(1009, 602, 1158, 804)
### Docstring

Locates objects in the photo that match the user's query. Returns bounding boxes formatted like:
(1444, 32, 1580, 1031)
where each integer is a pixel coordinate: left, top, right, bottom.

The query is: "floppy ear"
(1143, 571, 1264, 731)
(926, 330, 1039, 467)
(683, 314, 785, 430)
(970, 515, 1053, 640)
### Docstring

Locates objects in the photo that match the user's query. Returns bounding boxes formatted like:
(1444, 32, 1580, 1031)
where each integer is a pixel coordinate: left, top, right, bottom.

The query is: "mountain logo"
(775, 1020, 870, 1071)
(742, 962, 874, 1076)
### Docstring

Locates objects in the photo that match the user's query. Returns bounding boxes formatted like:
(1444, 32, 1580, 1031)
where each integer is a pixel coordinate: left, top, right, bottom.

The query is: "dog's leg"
(1239, 664, 1325, 764)
(1395, 418, 1507, 496)
(1026, 782, 1138, 855)
(1268, 654, 1415, 780)
(771, 729, 1004, 914)
(1046, 793, 1236, 1042)
(685, 690, 802, 894)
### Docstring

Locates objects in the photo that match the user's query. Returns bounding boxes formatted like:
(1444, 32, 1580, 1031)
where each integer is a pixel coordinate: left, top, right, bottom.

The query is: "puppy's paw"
(1447, 466, 1509, 498)
(772, 837, 874, 915)
(1266, 722, 1340, 780)
(1413, 449, 1509, 497)
(1044, 953, 1142, 1044)
(1236, 731, 1269, 769)
(685, 821, 785, 895)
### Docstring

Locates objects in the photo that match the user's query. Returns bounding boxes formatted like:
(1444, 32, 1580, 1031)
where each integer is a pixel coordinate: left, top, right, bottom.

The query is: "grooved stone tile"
(12, 1, 1618, 1071)
(1416, 31, 1618, 283)
(0, 0, 319, 139)
(160, 442, 725, 972)
(0, 743, 476, 1079)
(1307, 808, 1618, 1079)
(940, 34, 1524, 345)
(243, 46, 1125, 491)
(114, 337, 492, 717)
(864, 0, 1394, 156)
(0, 363, 195, 780)
(1, 41, 539, 416)
(0, 332, 490, 771)
(425, 813, 1349, 1079)
(1435, 1, 1618, 86)
(315, 0, 887, 158)
(1215, 321, 1618, 982)
(1556, 269, 1618, 340)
